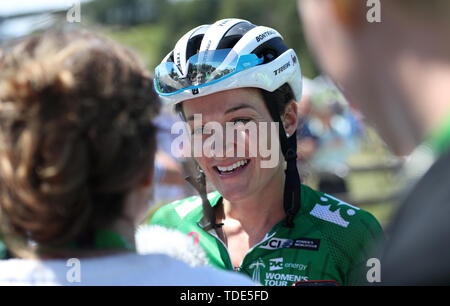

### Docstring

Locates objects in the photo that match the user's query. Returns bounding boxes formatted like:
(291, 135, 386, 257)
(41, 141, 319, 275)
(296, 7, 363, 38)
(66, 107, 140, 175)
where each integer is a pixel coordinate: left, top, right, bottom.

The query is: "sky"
(0, 0, 91, 39)
(0, 0, 89, 16)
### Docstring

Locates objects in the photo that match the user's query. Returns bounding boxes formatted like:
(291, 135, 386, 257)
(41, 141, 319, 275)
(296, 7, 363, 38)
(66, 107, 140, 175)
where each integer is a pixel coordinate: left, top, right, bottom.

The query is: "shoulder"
(182, 265, 257, 286)
(135, 224, 209, 267)
(0, 254, 255, 285)
(98, 253, 255, 285)
(105, 253, 255, 285)
(150, 192, 221, 228)
(301, 184, 383, 235)
(299, 185, 384, 284)
(299, 184, 384, 255)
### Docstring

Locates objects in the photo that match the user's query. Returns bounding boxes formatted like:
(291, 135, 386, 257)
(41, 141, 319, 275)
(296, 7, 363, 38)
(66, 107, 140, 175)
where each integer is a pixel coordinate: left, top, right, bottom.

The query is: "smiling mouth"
(214, 159, 250, 175)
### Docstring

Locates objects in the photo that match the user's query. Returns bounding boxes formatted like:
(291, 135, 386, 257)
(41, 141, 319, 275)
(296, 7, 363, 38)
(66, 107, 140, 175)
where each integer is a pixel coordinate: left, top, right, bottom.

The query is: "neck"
(220, 165, 286, 234)
(108, 217, 136, 249)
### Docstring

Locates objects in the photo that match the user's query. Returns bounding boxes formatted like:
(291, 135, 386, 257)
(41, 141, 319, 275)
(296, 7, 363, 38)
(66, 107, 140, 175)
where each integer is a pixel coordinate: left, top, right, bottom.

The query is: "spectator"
(0, 30, 255, 286)
(299, 0, 450, 284)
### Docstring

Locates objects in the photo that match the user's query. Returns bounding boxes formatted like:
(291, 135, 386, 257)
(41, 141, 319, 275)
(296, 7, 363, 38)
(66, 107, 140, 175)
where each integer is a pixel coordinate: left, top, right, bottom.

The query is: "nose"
(202, 132, 236, 159)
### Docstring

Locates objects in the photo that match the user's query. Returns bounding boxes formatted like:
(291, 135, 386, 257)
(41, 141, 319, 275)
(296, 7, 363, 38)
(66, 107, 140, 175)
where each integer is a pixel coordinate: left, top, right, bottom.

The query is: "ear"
(283, 100, 299, 137)
(141, 164, 154, 188)
(332, 0, 367, 29)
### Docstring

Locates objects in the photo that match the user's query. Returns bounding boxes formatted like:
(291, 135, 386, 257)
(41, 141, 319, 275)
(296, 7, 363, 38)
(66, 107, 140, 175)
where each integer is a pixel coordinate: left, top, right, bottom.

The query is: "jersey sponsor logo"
(310, 195, 360, 228)
(273, 61, 291, 76)
(285, 262, 308, 272)
(249, 258, 266, 283)
(255, 30, 276, 43)
(265, 272, 309, 286)
(269, 258, 283, 271)
(259, 237, 320, 251)
(248, 257, 309, 286)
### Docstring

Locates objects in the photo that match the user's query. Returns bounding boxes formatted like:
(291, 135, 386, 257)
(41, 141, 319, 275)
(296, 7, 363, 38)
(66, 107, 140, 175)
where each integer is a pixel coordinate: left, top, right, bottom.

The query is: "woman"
(150, 18, 384, 286)
(0, 30, 255, 285)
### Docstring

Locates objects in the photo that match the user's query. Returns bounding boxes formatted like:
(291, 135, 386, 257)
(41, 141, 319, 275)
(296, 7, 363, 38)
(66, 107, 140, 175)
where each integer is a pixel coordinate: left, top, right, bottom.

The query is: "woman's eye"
(233, 118, 251, 125)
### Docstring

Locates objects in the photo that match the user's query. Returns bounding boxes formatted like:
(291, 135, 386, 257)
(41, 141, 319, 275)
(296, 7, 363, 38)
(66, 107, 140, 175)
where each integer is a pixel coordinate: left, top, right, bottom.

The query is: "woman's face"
(182, 88, 296, 202)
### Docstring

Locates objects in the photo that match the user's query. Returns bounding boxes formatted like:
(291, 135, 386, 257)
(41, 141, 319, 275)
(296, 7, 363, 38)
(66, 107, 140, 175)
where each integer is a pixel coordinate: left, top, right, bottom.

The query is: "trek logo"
(273, 61, 291, 76)
(255, 30, 276, 43)
(269, 258, 283, 271)
(260, 237, 320, 251)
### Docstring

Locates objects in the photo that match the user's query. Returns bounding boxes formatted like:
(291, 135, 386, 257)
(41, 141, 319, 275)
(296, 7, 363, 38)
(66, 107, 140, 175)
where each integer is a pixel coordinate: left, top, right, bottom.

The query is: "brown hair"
(0, 30, 160, 257)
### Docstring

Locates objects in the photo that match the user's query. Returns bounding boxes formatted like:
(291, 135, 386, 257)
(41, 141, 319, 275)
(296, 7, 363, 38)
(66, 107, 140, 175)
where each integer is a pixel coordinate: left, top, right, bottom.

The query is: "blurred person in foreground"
(298, 0, 450, 284)
(0, 30, 255, 285)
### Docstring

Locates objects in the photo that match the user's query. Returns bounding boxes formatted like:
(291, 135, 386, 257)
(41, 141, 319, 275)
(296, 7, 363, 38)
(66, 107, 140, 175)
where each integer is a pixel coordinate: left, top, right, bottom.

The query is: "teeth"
(217, 160, 248, 172)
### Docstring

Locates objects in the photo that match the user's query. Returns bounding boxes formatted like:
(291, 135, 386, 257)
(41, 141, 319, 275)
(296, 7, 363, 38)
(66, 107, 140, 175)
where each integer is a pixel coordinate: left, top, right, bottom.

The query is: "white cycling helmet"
(154, 18, 302, 106)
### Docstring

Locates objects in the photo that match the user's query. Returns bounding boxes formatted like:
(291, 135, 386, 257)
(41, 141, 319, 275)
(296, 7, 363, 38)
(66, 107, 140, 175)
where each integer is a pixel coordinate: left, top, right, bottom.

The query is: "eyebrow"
(186, 104, 256, 121)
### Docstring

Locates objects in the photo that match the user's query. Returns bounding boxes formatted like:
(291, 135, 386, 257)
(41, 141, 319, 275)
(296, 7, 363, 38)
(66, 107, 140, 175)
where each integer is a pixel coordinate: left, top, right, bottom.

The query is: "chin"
(214, 183, 252, 202)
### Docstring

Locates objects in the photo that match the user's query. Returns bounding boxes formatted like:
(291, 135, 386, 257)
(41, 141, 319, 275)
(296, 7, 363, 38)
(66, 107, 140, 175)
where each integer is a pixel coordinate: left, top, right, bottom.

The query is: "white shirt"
(0, 253, 255, 286)
(0, 225, 256, 286)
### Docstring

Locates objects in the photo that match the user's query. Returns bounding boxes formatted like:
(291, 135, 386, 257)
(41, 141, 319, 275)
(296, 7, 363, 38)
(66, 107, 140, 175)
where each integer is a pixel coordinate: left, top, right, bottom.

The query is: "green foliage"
(107, 24, 168, 70)
(85, 0, 318, 76)
(85, 0, 162, 25)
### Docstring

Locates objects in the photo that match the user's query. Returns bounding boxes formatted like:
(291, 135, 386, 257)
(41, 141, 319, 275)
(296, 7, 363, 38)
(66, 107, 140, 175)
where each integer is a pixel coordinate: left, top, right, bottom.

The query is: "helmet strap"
(260, 89, 302, 228)
(184, 162, 220, 232)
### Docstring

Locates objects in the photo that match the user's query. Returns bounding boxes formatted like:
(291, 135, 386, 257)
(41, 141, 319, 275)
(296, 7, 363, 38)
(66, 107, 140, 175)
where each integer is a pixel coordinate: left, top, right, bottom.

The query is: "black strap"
(185, 164, 222, 231)
(282, 131, 302, 227)
(261, 90, 302, 228)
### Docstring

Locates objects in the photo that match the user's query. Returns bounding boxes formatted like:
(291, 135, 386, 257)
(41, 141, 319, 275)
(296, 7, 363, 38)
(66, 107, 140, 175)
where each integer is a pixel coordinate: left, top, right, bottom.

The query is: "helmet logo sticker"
(217, 19, 232, 27)
(292, 54, 297, 66)
(255, 30, 276, 43)
(274, 61, 291, 76)
(175, 52, 182, 72)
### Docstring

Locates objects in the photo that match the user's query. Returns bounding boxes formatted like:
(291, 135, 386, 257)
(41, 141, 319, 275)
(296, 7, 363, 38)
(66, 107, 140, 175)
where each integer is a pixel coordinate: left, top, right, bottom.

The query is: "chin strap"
(281, 131, 302, 228)
(185, 163, 222, 232)
(261, 90, 302, 228)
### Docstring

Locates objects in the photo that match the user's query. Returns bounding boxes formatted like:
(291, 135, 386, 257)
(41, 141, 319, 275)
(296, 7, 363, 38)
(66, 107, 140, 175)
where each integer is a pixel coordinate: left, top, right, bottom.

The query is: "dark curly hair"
(0, 30, 160, 257)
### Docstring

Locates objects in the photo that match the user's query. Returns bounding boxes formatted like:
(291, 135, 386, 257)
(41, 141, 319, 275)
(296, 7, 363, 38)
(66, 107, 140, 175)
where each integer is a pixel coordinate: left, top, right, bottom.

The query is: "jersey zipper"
(238, 231, 277, 268)
(208, 228, 278, 272)
(207, 228, 234, 270)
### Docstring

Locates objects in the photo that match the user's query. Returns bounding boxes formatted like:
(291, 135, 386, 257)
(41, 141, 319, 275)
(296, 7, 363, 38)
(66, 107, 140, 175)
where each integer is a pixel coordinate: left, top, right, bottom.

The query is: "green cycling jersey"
(150, 184, 384, 286)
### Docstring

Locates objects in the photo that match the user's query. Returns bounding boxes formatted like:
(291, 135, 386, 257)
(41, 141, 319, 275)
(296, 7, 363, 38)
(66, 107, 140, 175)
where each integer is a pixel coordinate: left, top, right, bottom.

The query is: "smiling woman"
(150, 18, 385, 286)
